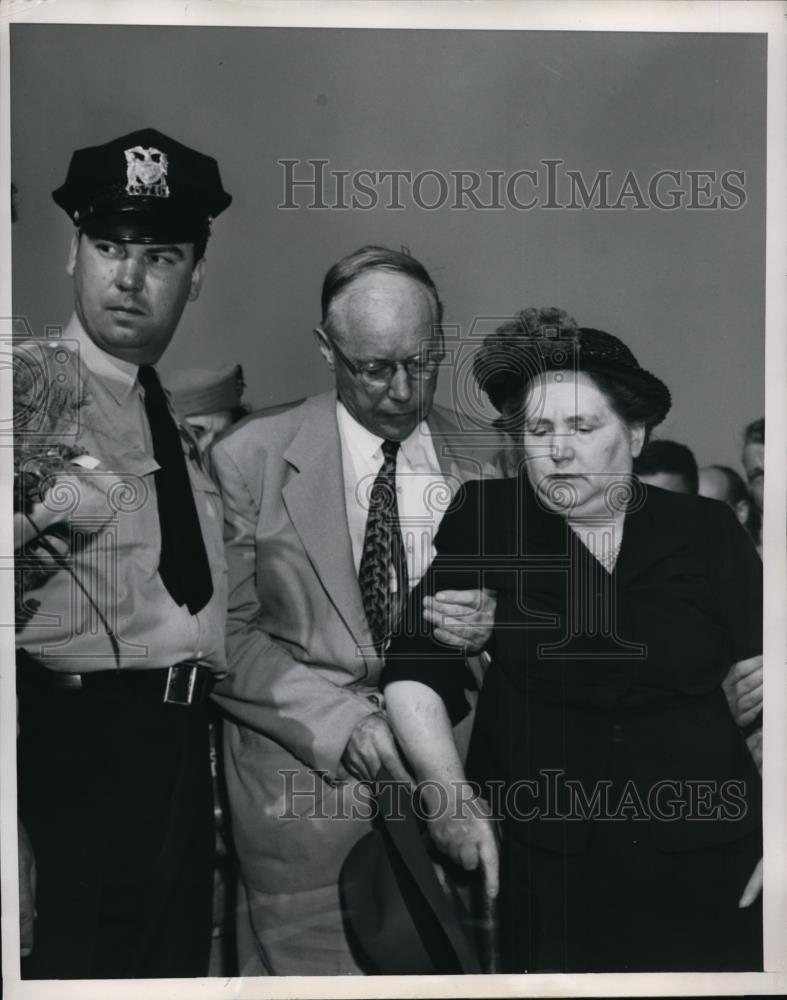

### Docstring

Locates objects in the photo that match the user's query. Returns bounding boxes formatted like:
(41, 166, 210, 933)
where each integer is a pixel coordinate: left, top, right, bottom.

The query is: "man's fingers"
(733, 655, 762, 680)
(352, 745, 380, 783)
(376, 742, 411, 785)
(738, 857, 763, 908)
(738, 684, 763, 713)
(433, 589, 483, 609)
(431, 626, 469, 649)
(424, 602, 475, 623)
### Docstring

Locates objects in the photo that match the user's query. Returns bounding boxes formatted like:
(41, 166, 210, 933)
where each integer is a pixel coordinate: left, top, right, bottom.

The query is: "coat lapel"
(281, 393, 376, 657)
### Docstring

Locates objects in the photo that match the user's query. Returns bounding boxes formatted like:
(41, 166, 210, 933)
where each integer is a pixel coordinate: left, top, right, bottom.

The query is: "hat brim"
(339, 769, 483, 975)
(79, 208, 206, 245)
(484, 352, 671, 430)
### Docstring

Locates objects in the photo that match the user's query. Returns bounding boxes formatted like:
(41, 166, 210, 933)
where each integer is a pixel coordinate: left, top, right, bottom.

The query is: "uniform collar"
(63, 314, 140, 404)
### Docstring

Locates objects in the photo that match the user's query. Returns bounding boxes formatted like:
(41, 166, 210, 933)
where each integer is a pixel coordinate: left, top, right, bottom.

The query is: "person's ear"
(188, 257, 206, 301)
(65, 232, 80, 277)
(314, 326, 335, 369)
(630, 423, 646, 459)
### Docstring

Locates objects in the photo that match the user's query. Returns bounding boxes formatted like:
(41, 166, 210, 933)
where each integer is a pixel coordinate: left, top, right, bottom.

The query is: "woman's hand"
(422, 784, 499, 898)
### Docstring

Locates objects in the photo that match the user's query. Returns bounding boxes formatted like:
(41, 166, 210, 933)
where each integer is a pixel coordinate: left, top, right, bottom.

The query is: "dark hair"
(191, 225, 210, 265)
(704, 464, 761, 543)
(633, 439, 699, 494)
(320, 245, 443, 334)
(743, 417, 764, 446)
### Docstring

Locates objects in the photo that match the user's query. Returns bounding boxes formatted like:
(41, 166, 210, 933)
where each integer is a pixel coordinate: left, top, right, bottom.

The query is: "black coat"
(384, 475, 762, 855)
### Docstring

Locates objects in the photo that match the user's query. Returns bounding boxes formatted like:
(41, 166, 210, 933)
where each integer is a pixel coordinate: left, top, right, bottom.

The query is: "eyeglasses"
(322, 330, 444, 387)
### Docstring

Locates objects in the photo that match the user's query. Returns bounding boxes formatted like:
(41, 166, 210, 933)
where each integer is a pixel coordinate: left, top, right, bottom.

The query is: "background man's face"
(742, 441, 764, 513)
(185, 411, 234, 454)
(323, 270, 440, 441)
(67, 233, 204, 366)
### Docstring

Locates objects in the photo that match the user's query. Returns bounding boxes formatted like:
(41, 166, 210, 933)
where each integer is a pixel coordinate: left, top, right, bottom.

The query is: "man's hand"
(339, 713, 411, 785)
(18, 819, 36, 958)
(739, 857, 763, 908)
(422, 588, 495, 655)
(723, 655, 763, 728)
(423, 787, 499, 899)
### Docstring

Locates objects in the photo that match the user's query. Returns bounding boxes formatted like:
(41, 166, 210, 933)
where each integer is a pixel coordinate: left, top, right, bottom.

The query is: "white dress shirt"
(337, 401, 452, 590)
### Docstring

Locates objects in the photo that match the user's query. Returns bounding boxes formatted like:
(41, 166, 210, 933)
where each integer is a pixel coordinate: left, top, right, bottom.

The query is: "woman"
(382, 328, 762, 973)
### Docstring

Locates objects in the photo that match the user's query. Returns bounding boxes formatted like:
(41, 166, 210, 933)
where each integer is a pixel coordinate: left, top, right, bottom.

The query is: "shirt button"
(196, 650, 204, 659)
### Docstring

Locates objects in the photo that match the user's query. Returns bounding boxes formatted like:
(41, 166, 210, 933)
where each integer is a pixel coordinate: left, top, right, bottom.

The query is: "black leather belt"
(17, 653, 213, 706)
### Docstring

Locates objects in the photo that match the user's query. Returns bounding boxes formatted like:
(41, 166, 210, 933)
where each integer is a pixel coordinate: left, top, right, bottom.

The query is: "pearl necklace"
(570, 522, 624, 572)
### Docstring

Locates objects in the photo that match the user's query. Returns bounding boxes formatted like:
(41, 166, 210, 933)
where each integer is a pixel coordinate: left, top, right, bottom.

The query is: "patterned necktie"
(358, 439, 409, 648)
(138, 365, 214, 615)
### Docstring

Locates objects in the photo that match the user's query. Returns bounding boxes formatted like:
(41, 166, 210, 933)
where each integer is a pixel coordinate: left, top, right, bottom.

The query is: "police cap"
(52, 127, 232, 244)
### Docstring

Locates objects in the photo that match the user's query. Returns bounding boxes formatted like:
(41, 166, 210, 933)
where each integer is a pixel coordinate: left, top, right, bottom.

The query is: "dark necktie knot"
(137, 364, 158, 391)
(381, 439, 400, 462)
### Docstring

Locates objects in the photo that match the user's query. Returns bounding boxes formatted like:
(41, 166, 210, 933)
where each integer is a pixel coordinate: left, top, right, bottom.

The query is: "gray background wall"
(10, 24, 765, 469)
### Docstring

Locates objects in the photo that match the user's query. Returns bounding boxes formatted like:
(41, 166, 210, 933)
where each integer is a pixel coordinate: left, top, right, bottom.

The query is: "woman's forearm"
(385, 678, 500, 896)
(385, 679, 467, 789)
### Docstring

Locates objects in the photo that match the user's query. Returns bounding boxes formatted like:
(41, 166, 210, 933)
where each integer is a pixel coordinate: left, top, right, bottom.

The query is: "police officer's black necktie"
(138, 365, 213, 615)
(358, 439, 409, 648)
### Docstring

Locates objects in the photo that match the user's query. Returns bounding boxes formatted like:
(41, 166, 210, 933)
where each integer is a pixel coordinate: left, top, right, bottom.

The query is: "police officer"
(15, 128, 231, 979)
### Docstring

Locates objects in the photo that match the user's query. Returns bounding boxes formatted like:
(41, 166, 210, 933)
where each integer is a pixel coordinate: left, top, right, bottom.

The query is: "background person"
(166, 363, 249, 455)
(633, 437, 698, 494)
(699, 464, 761, 548)
(742, 418, 764, 547)
(383, 328, 763, 973)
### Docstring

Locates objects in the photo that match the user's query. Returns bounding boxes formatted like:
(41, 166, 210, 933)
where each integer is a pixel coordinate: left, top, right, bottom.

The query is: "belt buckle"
(163, 664, 197, 706)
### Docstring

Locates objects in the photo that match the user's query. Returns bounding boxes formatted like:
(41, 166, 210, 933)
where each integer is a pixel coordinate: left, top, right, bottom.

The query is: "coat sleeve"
(382, 479, 491, 724)
(209, 441, 377, 780)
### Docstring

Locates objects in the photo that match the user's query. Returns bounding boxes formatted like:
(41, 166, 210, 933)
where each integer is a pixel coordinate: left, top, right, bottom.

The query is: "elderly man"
(210, 246, 501, 974)
(15, 128, 231, 979)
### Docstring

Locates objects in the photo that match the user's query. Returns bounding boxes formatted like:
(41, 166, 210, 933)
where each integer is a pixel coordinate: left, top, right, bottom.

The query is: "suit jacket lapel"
(427, 406, 499, 485)
(282, 393, 376, 657)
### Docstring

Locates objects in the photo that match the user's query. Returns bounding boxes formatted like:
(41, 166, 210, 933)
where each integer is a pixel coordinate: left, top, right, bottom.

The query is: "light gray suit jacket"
(211, 391, 502, 894)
